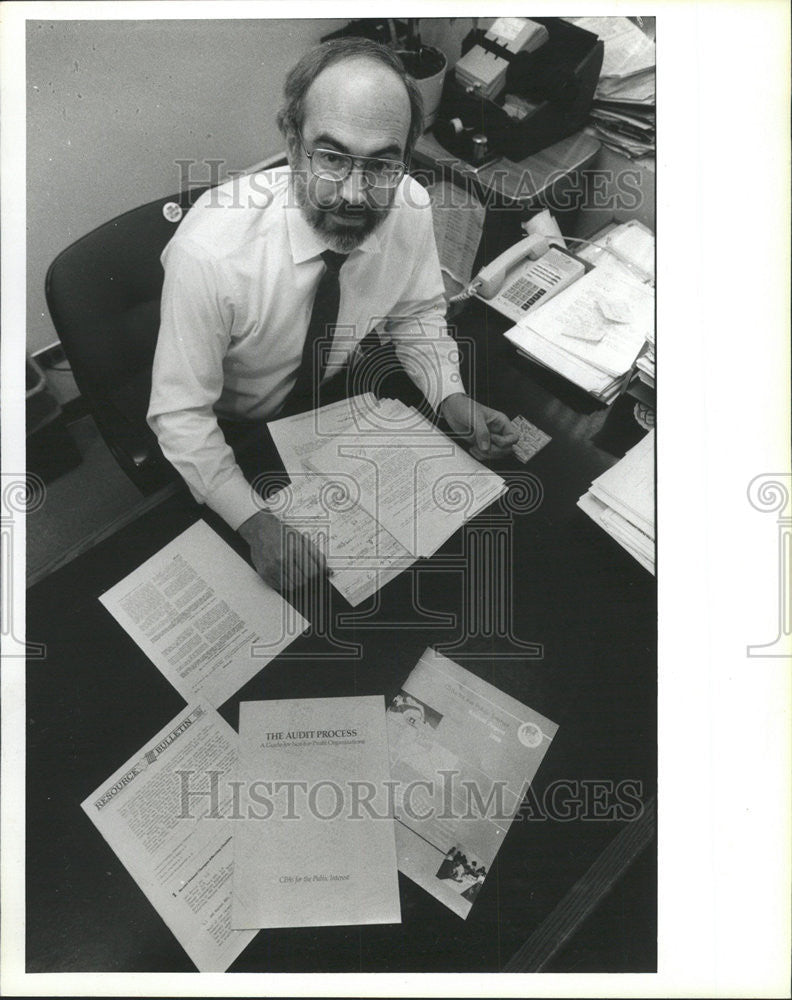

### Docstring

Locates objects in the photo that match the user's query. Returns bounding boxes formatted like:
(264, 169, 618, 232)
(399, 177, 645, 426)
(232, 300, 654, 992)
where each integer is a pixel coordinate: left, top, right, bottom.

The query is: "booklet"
(232, 695, 401, 929)
(81, 704, 257, 972)
(387, 648, 558, 918)
(99, 520, 308, 707)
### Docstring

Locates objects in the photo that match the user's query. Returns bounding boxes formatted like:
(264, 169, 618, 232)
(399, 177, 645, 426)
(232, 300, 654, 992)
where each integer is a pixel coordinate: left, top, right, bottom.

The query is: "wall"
(26, 17, 349, 355)
(27, 16, 654, 356)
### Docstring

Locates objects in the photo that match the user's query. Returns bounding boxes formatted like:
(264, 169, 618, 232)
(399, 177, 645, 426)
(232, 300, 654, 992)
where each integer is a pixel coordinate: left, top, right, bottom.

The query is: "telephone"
(470, 234, 587, 324)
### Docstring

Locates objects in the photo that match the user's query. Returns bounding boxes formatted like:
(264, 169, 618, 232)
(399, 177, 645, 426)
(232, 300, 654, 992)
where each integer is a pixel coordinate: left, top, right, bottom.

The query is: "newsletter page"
(81, 704, 257, 972)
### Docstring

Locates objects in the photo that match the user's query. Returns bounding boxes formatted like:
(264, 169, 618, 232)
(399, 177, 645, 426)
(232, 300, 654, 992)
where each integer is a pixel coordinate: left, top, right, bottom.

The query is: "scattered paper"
(232, 696, 401, 929)
(268, 393, 385, 477)
(516, 264, 653, 378)
(81, 704, 257, 972)
(307, 418, 506, 559)
(387, 648, 558, 919)
(100, 520, 308, 707)
(570, 16, 655, 81)
(262, 474, 415, 607)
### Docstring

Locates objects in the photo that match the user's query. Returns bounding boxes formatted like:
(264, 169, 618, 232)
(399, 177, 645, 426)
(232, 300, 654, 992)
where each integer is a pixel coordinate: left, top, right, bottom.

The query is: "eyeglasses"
(298, 132, 407, 189)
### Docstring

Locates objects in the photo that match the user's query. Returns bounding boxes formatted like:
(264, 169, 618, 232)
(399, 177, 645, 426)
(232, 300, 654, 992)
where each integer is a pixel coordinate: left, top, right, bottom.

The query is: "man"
(148, 37, 517, 591)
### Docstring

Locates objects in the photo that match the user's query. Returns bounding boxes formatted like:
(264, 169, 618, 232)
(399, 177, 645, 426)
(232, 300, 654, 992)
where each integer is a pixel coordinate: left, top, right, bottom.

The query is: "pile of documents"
(589, 101, 655, 159)
(569, 15, 656, 158)
(577, 429, 655, 573)
(84, 399, 532, 968)
(266, 393, 507, 605)
(503, 220, 655, 403)
(82, 638, 558, 967)
(635, 325, 655, 389)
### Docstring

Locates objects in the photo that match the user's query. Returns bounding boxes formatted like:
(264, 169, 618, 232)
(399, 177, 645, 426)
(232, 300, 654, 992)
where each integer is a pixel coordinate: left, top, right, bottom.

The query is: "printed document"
(267, 392, 386, 476)
(426, 180, 486, 287)
(262, 475, 415, 607)
(387, 648, 558, 918)
(100, 520, 308, 707)
(518, 264, 653, 378)
(266, 397, 506, 600)
(305, 406, 506, 559)
(81, 704, 256, 972)
(232, 696, 401, 929)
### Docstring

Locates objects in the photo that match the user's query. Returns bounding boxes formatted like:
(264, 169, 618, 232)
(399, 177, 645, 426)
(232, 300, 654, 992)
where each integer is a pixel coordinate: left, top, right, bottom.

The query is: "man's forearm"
(386, 309, 465, 412)
(147, 409, 261, 530)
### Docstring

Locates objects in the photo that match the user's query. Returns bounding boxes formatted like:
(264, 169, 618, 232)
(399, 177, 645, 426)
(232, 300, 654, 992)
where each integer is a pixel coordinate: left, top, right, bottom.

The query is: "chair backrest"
(44, 187, 209, 493)
(44, 153, 288, 494)
(46, 186, 209, 398)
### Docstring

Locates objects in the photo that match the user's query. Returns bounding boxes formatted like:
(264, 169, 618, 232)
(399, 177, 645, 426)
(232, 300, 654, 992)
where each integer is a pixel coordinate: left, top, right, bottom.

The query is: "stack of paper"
(574, 219, 654, 286)
(569, 16, 656, 158)
(426, 180, 485, 292)
(577, 430, 655, 573)
(503, 236, 654, 402)
(576, 220, 655, 391)
(635, 326, 655, 389)
(589, 102, 655, 159)
(266, 394, 506, 605)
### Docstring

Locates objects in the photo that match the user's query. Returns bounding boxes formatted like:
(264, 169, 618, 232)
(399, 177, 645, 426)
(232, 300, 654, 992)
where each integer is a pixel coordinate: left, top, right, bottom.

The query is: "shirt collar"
(284, 173, 383, 264)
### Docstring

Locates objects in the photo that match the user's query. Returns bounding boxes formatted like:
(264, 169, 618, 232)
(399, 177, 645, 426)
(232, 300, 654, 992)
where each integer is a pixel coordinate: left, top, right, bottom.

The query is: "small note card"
(512, 415, 551, 463)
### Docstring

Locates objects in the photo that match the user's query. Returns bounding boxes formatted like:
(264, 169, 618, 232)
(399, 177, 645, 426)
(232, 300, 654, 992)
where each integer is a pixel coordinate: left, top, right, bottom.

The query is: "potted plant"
(394, 19, 448, 129)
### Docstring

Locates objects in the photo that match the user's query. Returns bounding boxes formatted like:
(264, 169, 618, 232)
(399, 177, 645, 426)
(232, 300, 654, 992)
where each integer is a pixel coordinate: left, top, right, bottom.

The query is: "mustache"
(330, 201, 369, 216)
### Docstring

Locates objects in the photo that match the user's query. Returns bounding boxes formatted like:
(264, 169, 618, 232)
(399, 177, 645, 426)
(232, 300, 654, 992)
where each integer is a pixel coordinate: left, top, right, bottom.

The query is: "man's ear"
(281, 124, 300, 168)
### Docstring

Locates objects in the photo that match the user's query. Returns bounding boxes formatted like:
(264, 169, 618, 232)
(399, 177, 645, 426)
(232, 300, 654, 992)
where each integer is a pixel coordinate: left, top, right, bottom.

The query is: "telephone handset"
(472, 234, 587, 324)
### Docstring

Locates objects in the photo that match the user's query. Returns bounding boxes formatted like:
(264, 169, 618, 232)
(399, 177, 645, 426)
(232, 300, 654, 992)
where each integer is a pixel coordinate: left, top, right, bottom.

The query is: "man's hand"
(439, 393, 518, 461)
(238, 509, 328, 592)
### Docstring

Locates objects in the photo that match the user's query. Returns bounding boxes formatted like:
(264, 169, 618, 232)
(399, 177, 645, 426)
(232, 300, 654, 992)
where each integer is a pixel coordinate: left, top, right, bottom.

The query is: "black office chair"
(45, 154, 287, 495)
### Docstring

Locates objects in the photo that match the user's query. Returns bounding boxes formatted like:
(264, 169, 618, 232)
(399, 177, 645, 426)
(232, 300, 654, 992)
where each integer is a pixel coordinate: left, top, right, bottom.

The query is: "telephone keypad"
(501, 277, 547, 310)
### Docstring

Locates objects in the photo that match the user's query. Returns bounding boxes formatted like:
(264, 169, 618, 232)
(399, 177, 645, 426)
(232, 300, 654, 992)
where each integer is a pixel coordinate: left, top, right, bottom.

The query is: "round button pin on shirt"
(162, 202, 183, 223)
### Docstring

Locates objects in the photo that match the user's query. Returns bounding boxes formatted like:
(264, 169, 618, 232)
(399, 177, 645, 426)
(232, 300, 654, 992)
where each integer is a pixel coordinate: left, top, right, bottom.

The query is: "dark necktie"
(284, 249, 348, 413)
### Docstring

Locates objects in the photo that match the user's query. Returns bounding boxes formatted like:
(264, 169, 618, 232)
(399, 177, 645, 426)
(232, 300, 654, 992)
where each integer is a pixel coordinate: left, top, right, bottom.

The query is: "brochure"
(232, 695, 401, 929)
(387, 648, 558, 918)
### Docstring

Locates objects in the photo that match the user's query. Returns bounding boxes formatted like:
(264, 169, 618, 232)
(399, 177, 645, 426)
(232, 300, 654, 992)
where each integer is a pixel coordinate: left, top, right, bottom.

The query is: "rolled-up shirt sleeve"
(147, 238, 261, 530)
(382, 182, 464, 412)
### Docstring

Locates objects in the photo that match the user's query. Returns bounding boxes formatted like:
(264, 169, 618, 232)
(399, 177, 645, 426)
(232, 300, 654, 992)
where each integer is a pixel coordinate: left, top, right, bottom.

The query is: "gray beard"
(292, 174, 389, 253)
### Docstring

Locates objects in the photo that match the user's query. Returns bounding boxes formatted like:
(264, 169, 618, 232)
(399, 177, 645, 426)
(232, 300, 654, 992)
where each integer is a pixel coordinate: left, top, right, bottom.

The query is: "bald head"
(276, 37, 424, 158)
(302, 57, 411, 161)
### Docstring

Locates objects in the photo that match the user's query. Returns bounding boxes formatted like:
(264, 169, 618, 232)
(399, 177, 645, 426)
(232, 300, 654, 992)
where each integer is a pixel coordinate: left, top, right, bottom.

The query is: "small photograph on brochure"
(387, 690, 443, 731)
(436, 845, 489, 903)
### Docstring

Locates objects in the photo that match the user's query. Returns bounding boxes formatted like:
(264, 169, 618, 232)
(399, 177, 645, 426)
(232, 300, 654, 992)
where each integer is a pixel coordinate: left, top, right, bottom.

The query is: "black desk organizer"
(433, 17, 604, 162)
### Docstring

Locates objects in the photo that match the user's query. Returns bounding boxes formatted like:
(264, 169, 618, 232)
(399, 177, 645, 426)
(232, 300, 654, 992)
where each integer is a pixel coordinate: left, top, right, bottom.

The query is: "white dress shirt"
(148, 167, 464, 530)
